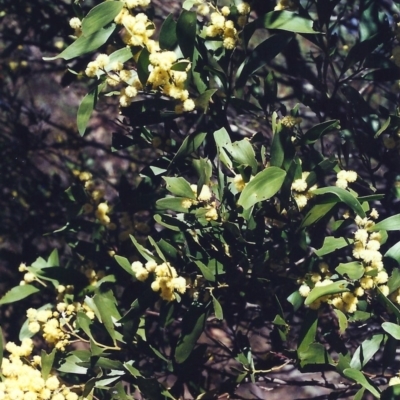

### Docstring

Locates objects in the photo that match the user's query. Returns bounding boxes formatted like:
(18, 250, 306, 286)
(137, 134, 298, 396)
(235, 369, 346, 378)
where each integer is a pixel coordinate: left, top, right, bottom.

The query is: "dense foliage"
(3, 0, 400, 398)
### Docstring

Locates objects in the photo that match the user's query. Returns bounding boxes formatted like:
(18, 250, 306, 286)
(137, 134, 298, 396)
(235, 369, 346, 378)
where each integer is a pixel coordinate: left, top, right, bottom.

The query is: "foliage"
(3, 0, 400, 398)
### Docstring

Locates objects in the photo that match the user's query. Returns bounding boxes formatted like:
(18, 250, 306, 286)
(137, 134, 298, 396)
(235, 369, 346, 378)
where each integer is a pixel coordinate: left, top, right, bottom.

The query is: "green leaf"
(343, 368, 381, 398)
(341, 33, 385, 73)
(261, 11, 318, 33)
(171, 131, 207, 164)
(300, 202, 336, 228)
(77, 84, 102, 136)
(159, 14, 178, 50)
(137, 48, 151, 86)
(230, 139, 258, 175)
(378, 290, 400, 321)
(237, 167, 286, 209)
(41, 349, 56, 380)
(301, 120, 340, 145)
(336, 262, 365, 280)
(297, 311, 318, 353)
(299, 343, 332, 367)
(105, 47, 133, 72)
(311, 186, 366, 217)
(43, 24, 116, 60)
(334, 309, 348, 335)
(382, 322, 400, 340)
(175, 302, 208, 363)
(58, 354, 88, 374)
(0, 285, 40, 305)
(130, 235, 154, 261)
(213, 127, 233, 169)
(305, 280, 349, 305)
(81, 1, 123, 36)
(156, 197, 191, 213)
(93, 290, 123, 343)
(76, 312, 96, 342)
(163, 177, 196, 199)
(350, 334, 384, 370)
(210, 292, 223, 320)
(194, 261, 215, 282)
(369, 214, 400, 232)
(354, 388, 366, 400)
(114, 255, 135, 276)
(176, 11, 197, 58)
(388, 269, 400, 294)
(314, 236, 353, 257)
(236, 32, 293, 88)
(195, 89, 218, 113)
(153, 213, 188, 231)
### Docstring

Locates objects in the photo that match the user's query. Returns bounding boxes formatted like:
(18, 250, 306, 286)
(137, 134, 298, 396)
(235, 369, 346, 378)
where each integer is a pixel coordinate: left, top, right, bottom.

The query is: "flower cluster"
(72, 170, 116, 230)
(200, 2, 251, 49)
(26, 301, 95, 351)
(299, 212, 390, 313)
(291, 171, 317, 210)
(69, 17, 82, 37)
(1, 338, 79, 400)
(335, 169, 357, 189)
(281, 115, 302, 128)
(147, 51, 195, 113)
(352, 214, 389, 295)
(180, 184, 219, 221)
(81, 1, 194, 112)
(131, 260, 187, 301)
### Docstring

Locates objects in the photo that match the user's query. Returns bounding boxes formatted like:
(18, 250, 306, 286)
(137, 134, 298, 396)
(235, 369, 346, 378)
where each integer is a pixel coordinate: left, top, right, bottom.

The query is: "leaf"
(58, 354, 88, 374)
(334, 309, 348, 335)
(130, 235, 154, 262)
(210, 292, 223, 320)
(237, 167, 286, 209)
(195, 261, 215, 282)
(47, 249, 59, 267)
(171, 132, 207, 164)
(213, 127, 233, 169)
(300, 202, 336, 228)
(388, 269, 400, 294)
(382, 322, 400, 340)
(311, 186, 365, 217)
(159, 14, 178, 50)
(176, 11, 197, 58)
(354, 388, 366, 400)
(175, 302, 208, 363)
(343, 368, 381, 398)
(195, 90, 218, 113)
(299, 343, 332, 367)
(106, 47, 133, 72)
(93, 290, 123, 343)
(41, 349, 56, 380)
(230, 139, 258, 174)
(137, 48, 150, 86)
(76, 312, 96, 342)
(314, 236, 353, 257)
(378, 290, 400, 321)
(350, 334, 384, 370)
(261, 11, 318, 33)
(369, 214, 400, 232)
(114, 255, 135, 276)
(341, 33, 385, 73)
(336, 262, 365, 280)
(305, 280, 349, 305)
(81, 1, 123, 36)
(163, 177, 196, 199)
(236, 32, 294, 87)
(43, 24, 116, 60)
(297, 311, 318, 353)
(0, 285, 40, 305)
(153, 213, 188, 231)
(301, 120, 340, 145)
(77, 84, 100, 136)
